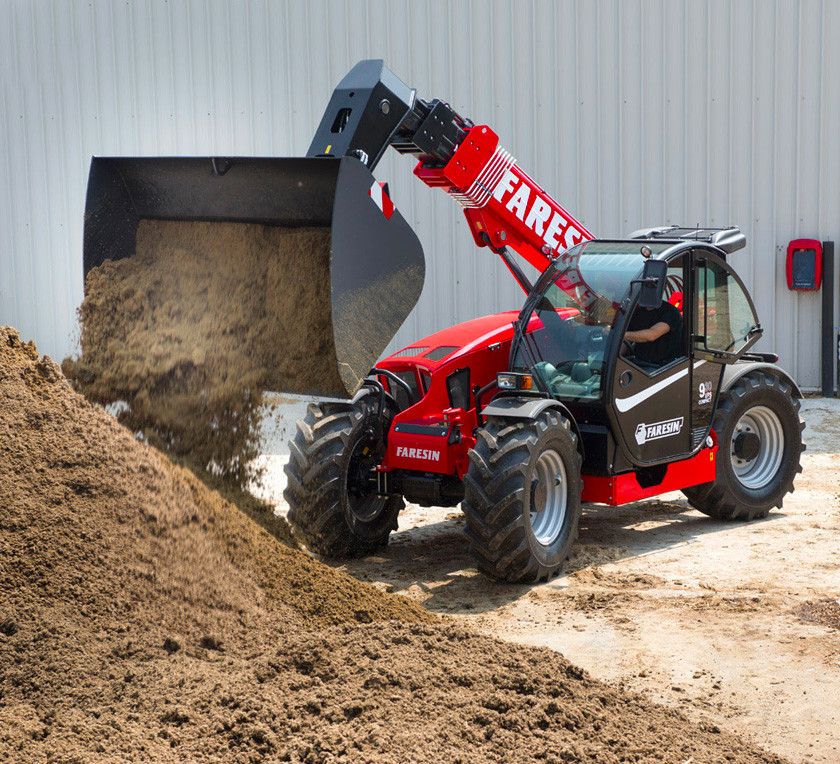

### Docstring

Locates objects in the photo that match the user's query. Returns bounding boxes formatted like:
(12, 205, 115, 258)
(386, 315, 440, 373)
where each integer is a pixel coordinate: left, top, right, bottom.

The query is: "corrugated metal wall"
(1, 0, 838, 387)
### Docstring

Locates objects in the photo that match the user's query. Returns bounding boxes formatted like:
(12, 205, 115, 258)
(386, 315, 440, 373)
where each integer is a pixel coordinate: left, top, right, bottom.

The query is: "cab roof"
(627, 225, 746, 254)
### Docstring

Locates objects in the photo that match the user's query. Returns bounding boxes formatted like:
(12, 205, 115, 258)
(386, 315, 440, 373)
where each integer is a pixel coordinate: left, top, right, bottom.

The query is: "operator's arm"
(625, 322, 670, 343)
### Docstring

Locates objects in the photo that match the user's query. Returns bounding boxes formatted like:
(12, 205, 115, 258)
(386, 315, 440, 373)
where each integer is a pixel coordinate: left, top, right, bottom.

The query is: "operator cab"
(509, 240, 675, 402)
(507, 234, 762, 472)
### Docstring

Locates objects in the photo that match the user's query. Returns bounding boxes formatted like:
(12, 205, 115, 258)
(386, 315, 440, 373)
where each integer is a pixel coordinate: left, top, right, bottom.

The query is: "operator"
(624, 299, 682, 368)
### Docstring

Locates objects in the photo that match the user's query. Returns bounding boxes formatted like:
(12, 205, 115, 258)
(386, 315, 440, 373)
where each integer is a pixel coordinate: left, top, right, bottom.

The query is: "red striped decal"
(369, 181, 395, 219)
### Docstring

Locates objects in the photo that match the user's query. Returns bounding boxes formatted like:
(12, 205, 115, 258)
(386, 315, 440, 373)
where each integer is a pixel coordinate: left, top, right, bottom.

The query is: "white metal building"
(1, 0, 838, 388)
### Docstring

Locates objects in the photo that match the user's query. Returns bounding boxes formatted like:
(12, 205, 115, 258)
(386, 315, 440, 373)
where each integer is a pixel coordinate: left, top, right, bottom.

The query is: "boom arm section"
(411, 128, 593, 274)
(309, 60, 593, 277)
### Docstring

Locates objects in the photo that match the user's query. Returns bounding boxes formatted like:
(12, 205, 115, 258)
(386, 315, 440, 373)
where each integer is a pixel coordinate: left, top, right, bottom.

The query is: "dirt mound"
(0, 326, 424, 757)
(63, 220, 342, 486)
(1, 328, 785, 762)
(571, 568, 667, 589)
(797, 598, 840, 630)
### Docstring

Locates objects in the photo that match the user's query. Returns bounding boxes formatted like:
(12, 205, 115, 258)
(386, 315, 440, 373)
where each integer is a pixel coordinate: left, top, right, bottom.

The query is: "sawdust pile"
(63, 220, 344, 486)
(1, 328, 787, 762)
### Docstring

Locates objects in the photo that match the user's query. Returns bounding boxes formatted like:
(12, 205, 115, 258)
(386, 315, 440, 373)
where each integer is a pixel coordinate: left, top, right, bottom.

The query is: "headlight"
(496, 372, 534, 391)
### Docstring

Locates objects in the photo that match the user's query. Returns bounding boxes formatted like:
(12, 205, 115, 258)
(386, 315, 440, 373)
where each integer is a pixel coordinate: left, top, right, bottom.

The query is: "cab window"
(694, 257, 758, 355)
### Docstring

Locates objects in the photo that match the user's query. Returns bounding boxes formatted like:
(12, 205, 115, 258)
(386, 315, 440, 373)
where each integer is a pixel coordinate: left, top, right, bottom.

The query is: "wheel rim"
(529, 449, 568, 546)
(345, 432, 386, 523)
(730, 405, 785, 490)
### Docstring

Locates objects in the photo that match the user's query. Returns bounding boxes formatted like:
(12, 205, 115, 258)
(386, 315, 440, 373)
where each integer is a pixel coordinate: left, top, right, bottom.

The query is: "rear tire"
(462, 410, 582, 583)
(284, 397, 403, 558)
(683, 371, 804, 520)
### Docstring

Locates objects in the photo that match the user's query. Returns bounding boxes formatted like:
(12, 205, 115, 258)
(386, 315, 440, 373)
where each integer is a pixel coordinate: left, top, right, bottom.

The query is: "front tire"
(683, 371, 804, 520)
(284, 397, 403, 558)
(462, 410, 582, 583)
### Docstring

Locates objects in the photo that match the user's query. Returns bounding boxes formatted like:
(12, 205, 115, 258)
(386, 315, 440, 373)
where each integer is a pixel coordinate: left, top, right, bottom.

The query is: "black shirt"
(627, 301, 682, 366)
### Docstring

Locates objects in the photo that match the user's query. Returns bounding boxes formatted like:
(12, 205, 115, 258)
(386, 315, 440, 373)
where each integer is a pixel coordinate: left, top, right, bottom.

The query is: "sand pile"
(1, 327, 786, 762)
(63, 220, 343, 486)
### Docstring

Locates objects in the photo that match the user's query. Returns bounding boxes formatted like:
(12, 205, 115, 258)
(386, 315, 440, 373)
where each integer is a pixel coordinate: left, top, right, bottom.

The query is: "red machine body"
(377, 311, 520, 477)
(580, 437, 718, 505)
(375, 309, 717, 506)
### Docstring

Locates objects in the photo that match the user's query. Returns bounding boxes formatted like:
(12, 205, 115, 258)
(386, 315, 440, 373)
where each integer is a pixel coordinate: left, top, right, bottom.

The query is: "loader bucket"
(82, 155, 425, 398)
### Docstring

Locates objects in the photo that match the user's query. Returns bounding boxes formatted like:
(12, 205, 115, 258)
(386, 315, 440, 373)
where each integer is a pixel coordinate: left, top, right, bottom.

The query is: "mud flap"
(83, 155, 425, 397)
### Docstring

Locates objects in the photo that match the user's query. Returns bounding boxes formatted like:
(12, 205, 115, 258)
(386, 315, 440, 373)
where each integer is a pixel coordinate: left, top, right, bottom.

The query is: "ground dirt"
(1, 327, 789, 762)
(258, 398, 840, 763)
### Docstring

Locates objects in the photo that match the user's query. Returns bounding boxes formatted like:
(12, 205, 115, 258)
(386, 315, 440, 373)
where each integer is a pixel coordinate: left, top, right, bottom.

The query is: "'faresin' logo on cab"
(396, 446, 441, 462)
(634, 417, 684, 446)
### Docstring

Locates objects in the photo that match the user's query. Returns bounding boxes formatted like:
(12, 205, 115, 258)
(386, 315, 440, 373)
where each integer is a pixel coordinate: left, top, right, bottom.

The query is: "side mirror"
(636, 259, 667, 309)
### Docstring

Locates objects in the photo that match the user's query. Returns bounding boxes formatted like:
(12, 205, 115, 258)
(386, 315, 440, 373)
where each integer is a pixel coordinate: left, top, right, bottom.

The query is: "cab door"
(610, 254, 694, 466)
(689, 250, 763, 447)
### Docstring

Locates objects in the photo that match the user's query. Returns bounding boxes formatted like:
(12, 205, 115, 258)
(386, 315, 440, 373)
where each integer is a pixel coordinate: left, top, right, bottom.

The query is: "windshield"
(512, 241, 671, 401)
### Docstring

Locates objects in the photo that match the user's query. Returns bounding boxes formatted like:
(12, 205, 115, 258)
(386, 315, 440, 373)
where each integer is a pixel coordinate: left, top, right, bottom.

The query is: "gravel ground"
(253, 397, 840, 763)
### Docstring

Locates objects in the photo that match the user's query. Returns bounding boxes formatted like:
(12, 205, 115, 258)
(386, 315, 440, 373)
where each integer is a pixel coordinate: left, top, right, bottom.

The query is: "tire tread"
(462, 410, 582, 583)
(284, 400, 403, 558)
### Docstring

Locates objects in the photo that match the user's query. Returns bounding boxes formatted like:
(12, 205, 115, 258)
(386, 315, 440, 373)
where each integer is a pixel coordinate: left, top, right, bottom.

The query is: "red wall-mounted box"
(786, 239, 823, 290)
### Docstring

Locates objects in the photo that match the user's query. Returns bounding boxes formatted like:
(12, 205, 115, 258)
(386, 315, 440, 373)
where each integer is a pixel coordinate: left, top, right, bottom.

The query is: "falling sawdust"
(63, 220, 343, 487)
(1, 327, 789, 762)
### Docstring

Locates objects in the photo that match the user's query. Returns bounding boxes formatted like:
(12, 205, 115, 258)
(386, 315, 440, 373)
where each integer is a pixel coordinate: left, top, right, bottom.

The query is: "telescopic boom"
(308, 60, 594, 277)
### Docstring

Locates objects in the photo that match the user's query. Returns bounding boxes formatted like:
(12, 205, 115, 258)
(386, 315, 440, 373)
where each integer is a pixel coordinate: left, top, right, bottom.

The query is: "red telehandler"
(283, 61, 804, 582)
(82, 61, 804, 583)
